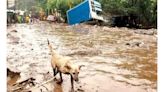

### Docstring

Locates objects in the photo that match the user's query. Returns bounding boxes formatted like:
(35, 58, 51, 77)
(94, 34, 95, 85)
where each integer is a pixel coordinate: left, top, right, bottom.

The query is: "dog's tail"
(47, 39, 55, 56)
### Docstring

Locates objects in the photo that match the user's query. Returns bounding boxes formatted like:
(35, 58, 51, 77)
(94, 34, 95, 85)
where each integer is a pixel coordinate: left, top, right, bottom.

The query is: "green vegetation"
(35, 0, 83, 20)
(14, 0, 157, 28)
(98, 0, 157, 27)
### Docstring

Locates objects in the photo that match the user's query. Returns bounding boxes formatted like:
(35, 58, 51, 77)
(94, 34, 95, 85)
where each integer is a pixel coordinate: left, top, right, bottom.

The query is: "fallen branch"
(29, 76, 56, 91)
(13, 77, 35, 86)
(11, 86, 22, 91)
(9, 77, 36, 92)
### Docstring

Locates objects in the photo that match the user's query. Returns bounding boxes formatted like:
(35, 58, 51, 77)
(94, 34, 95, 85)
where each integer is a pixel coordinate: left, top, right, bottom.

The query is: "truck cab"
(90, 0, 104, 21)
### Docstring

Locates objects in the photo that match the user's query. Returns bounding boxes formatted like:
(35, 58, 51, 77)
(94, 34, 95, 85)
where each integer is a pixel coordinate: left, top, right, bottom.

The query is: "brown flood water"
(7, 22, 157, 92)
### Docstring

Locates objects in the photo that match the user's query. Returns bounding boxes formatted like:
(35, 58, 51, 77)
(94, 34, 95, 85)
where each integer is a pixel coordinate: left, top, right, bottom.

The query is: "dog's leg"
(53, 67, 58, 76)
(70, 75, 74, 92)
(53, 68, 56, 76)
(56, 71, 63, 84)
(59, 72, 63, 83)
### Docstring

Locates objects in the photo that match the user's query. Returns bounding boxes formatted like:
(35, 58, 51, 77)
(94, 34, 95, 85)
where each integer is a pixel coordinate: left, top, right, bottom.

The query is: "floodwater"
(7, 22, 157, 92)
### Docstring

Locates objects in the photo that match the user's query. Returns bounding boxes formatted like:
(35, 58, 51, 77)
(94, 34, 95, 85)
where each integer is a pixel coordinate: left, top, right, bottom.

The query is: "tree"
(43, 0, 83, 19)
(98, 0, 157, 28)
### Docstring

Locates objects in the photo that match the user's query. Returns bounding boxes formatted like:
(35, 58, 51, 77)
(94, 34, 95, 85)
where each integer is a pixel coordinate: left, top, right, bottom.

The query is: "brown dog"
(47, 39, 83, 90)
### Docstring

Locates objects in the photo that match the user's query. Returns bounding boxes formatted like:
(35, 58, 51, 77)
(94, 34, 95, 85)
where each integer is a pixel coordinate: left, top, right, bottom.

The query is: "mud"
(7, 22, 157, 92)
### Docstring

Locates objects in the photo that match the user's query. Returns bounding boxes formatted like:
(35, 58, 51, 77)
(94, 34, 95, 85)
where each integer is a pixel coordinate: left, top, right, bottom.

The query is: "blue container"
(67, 0, 104, 25)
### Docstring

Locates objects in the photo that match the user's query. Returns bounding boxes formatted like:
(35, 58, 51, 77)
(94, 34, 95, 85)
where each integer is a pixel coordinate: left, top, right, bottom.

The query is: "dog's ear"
(65, 63, 71, 70)
(79, 65, 85, 70)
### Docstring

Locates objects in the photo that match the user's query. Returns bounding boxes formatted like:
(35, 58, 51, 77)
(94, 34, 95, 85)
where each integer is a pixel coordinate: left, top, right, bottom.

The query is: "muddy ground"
(7, 22, 157, 92)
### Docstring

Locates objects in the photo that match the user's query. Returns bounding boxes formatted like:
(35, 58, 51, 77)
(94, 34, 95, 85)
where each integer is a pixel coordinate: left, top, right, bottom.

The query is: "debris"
(125, 41, 144, 47)
(68, 49, 102, 56)
(9, 77, 36, 92)
(47, 15, 55, 22)
(13, 77, 35, 86)
(29, 77, 55, 91)
(11, 30, 18, 33)
(7, 68, 20, 78)
(7, 68, 20, 83)
(77, 88, 85, 92)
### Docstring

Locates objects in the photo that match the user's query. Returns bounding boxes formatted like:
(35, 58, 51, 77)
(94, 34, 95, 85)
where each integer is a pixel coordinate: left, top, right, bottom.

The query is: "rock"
(125, 41, 144, 47)
(77, 88, 85, 92)
(7, 68, 20, 78)
(11, 30, 18, 33)
(125, 43, 130, 46)
(68, 49, 102, 56)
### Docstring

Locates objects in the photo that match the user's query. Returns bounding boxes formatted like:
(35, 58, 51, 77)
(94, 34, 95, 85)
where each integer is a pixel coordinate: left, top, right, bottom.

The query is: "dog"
(47, 39, 83, 90)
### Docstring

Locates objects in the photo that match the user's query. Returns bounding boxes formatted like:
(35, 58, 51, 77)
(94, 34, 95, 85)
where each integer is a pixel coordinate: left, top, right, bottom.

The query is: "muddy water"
(7, 22, 157, 92)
